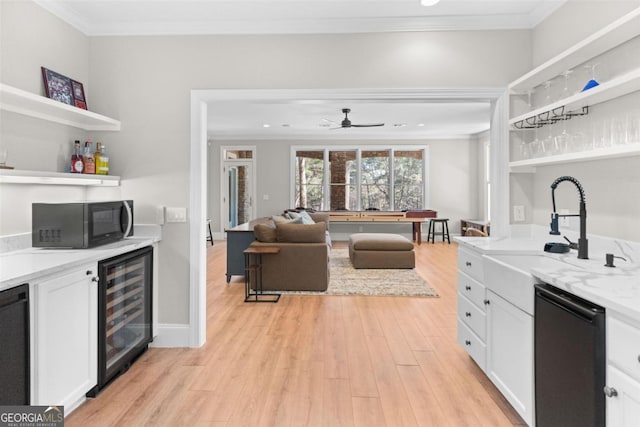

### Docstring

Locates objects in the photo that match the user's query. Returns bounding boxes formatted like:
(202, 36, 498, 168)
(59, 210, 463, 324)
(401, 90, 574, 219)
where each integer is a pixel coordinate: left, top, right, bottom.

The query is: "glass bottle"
(83, 139, 96, 174)
(71, 140, 84, 173)
(95, 142, 110, 175)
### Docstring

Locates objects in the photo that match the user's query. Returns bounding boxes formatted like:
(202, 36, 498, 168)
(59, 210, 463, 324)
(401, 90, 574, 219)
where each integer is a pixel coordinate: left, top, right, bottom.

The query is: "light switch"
(166, 207, 187, 223)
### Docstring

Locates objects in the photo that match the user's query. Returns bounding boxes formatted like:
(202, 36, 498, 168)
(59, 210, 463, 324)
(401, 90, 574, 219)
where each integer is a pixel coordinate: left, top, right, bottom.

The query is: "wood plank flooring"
(66, 240, 526, 427)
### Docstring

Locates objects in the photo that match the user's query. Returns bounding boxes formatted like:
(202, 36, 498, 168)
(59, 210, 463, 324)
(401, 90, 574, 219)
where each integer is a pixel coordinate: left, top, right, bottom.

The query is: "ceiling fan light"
(421, 0, 440, 6)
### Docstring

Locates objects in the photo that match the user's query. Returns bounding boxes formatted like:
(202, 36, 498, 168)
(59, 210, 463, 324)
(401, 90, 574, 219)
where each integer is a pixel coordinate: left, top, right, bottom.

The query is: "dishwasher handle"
(535, 284, 604, 321)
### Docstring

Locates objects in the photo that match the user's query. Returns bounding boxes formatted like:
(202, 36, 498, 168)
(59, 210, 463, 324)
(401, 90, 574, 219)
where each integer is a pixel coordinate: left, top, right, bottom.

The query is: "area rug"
(283, 248, 439, 297)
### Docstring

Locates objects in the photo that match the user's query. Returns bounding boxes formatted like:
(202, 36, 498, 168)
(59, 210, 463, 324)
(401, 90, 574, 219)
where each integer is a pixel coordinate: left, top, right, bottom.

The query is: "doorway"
(221, 147, 256, 230)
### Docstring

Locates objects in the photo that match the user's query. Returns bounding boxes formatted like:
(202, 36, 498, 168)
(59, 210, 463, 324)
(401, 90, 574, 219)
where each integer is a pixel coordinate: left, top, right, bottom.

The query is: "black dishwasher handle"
(535, 285, 603, 321)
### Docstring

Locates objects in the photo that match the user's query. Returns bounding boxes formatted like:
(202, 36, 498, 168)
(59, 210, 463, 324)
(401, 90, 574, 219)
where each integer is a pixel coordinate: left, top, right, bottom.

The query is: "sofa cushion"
(276, 222, 326, 243)
(254, 223, 277, 243)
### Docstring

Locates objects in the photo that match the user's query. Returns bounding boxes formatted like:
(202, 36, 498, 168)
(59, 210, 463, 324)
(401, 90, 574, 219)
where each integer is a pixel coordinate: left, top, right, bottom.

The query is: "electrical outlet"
(165, 207, 187, 223)
(513, 205, 525, 222)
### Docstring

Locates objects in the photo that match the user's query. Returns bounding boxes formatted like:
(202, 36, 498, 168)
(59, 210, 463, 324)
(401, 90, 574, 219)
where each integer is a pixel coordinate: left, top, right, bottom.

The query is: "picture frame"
(41, 67, 87, 110)
(70, 79, 87, 110)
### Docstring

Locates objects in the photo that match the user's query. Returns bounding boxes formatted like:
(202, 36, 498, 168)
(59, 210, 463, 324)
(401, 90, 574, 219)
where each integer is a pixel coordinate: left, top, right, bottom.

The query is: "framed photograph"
(41, 67, 87, 109)
(71, 79, 87, 110)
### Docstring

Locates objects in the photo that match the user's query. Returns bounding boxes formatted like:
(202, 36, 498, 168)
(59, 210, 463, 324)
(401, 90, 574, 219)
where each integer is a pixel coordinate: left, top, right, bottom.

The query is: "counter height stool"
(206, 219, 214, 246)
(427, 218, 450, 244)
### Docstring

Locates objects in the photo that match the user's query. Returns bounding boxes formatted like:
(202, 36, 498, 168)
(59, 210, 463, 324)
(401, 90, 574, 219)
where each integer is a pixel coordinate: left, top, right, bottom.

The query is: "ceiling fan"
(326, 108, 385, 129)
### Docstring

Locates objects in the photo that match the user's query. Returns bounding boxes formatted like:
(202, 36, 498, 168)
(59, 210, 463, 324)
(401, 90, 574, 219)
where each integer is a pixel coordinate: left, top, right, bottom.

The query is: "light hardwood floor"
(67, 240, 526, 426)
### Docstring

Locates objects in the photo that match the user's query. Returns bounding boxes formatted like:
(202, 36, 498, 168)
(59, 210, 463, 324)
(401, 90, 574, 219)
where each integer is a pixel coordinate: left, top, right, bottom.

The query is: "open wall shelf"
(0, 83, 121, 131)
(0, 169, 120, 186)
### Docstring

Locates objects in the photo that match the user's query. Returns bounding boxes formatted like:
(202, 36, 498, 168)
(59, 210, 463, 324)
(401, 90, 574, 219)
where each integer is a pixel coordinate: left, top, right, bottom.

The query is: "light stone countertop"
(0, 225, 161, 291)
(455, 226, 640, 322)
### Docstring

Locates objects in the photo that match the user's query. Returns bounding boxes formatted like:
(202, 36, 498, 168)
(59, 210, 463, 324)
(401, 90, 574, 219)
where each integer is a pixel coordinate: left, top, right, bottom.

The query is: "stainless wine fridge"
(88, 246, 153, 396)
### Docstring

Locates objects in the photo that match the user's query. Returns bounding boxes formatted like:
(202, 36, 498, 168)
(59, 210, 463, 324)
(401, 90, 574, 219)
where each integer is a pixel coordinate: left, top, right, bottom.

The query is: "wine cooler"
(88, 246, 153, 396)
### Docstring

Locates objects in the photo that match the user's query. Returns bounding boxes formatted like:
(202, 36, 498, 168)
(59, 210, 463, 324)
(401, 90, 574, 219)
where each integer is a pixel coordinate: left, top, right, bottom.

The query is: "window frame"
(290, 145, 429, 211)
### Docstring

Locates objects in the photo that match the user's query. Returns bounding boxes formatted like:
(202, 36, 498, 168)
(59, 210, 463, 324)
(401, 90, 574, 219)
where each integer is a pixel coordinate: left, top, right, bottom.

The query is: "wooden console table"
(328, 210, 437, 244)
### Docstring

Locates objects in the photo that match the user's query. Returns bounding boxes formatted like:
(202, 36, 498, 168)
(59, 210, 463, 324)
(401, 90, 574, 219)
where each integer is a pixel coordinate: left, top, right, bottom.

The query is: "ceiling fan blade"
(322, 118, 338, 124)
(351, 123, 385, 128)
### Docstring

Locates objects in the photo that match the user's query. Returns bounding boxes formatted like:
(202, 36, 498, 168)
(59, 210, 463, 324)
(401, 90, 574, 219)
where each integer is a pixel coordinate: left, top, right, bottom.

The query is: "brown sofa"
(248, 212, 331, 291)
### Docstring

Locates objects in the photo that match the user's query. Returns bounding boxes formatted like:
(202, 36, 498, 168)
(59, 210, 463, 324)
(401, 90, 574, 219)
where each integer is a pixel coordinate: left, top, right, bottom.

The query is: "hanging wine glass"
(560, 69, 573, 100)
(526, 88, 535, 109)
(582, 63, 600, 92)
(542, 80, 554, 105)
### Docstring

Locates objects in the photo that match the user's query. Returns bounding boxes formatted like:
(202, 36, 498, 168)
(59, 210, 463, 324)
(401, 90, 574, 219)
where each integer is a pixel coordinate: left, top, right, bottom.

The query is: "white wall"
(2, 1, 532, 325)
(513, 3, 640, 241)
(209, 138, 480, 237)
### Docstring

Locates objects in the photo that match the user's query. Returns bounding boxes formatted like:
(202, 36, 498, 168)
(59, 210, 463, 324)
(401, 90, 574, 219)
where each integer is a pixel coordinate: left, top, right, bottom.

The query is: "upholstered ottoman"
(348, 233, 415, 269)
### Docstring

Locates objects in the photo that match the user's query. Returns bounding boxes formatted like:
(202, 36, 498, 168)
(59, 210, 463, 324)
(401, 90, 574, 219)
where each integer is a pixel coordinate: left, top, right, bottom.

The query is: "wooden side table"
(243, 247, 281, 303)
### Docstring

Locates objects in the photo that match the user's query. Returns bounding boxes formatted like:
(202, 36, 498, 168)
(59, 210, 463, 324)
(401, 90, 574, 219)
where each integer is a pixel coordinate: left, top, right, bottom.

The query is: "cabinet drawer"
(458, 318, 486, 372)
(458, 293, 486, 340)
(457, 271, 486, 311)
(609, 315, 640, 382)
(458, 247, 484, 283)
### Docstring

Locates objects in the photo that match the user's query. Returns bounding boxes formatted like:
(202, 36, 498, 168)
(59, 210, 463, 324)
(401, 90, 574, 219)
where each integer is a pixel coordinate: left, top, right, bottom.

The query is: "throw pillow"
(297, 210, 316, 225)
(271, 215, 302, 225)
(276, 222, 326, 243)
(254, 223, 277, 243)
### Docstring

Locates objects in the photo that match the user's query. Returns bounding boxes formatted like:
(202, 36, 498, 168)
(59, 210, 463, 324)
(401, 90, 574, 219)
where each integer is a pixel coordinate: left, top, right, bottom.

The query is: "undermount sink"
(486, 254, 568, 275)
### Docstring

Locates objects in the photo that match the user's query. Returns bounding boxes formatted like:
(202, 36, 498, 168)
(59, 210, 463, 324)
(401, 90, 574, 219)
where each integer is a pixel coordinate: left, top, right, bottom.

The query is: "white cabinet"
(485, 290, 534, 427)
(31, 264, 98, 412)
(606, 312, 640, 426)
(457, 246, 488, 372)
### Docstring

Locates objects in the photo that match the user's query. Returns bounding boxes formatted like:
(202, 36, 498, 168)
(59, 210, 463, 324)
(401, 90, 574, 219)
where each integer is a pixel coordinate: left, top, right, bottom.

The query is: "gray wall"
(2, 0, 534, 325)
(209, 138, 480, 237)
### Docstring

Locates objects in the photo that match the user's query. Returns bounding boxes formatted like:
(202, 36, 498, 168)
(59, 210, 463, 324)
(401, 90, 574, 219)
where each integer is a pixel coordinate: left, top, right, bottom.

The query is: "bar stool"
(206, 219, 214, 246)
(428, 218, 450, 244)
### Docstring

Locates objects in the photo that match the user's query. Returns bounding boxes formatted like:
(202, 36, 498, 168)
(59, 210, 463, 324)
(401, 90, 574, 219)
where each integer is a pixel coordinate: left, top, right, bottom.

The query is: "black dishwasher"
(0, 284, 30, 405)
(534, 283, 605, 427)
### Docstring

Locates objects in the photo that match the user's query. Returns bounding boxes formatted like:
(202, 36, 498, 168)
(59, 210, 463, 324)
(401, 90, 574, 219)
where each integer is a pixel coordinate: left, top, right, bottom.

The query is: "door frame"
(189, 87, 509, 347)
(220, 145, 257, 232)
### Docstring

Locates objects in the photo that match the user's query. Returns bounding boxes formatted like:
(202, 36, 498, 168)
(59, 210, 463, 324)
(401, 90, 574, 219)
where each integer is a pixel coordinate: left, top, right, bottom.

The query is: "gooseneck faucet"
(550, 176, 588, 259)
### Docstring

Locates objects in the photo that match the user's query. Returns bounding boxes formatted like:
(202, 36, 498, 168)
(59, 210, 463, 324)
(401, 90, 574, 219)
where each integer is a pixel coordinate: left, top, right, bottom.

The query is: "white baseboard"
(150, 323, 191, 347)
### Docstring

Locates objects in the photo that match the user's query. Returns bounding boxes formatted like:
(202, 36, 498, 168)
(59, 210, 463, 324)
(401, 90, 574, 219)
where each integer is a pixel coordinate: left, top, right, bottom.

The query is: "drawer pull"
(465, 312, 471, 318)
(465, 285, 471, 291)
(483, 299, 490, 305)
(603, 386, 618, 398)
(465, 261, 472, 267)
(86, 270, 93, 275)
(465, 340, 471, 346)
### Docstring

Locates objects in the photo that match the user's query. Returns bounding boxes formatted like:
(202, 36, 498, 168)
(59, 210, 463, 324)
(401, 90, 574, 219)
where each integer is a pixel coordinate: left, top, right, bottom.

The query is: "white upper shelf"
(509, 6, 640, 93)
(509, 67, 640, 127)
(0, 169, 120, 186)
(509, 143, 640, 173)
(0, 83, 121, 131)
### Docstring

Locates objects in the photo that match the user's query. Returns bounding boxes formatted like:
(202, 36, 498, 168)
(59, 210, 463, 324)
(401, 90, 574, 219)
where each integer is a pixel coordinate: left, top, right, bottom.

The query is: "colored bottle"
(71, 140, 84, 173)
(95, 142, 110, 175)
(83, 140, 95, 174)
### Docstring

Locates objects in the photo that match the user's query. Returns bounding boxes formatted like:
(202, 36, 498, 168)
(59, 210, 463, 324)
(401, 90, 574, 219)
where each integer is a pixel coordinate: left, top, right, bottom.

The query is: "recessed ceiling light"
(393, 123, 407, 127)
(417, 123, 425, 127)
(281, 124, 291, 127)
(263, 124, 271, 128)
(421, 0, 440, 6)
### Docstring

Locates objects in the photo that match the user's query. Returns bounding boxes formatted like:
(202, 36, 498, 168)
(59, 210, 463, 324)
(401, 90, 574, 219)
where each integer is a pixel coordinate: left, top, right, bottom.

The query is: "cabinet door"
(486, 290, 534, 426)
(607, 366, 640, 427)
(33, 264, 98, 410)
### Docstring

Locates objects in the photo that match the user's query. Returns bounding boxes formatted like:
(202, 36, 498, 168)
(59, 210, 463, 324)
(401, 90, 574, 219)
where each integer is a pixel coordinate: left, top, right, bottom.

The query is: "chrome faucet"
(550, 176, 588, 259)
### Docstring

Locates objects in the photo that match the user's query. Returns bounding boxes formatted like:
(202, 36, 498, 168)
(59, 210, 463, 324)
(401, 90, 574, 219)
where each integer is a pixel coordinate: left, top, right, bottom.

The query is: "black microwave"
(32, 201, 133, 248)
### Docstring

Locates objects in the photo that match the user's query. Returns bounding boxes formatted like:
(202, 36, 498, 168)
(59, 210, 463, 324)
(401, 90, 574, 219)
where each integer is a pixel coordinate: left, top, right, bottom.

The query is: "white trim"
(489, 91, 510, 238)
(190, 87, 507, 349)
(150, 324, 191, 348)
(189, 95, 207, 348)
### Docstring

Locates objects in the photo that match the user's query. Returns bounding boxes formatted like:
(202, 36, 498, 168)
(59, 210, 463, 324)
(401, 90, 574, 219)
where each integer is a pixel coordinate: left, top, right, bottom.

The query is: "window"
(293, 146, 428, 211)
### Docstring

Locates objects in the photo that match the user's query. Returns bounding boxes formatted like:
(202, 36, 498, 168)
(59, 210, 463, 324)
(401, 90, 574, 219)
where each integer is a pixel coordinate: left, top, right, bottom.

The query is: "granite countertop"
(0, 225, 161, 292)
(455, 227, 640, 322)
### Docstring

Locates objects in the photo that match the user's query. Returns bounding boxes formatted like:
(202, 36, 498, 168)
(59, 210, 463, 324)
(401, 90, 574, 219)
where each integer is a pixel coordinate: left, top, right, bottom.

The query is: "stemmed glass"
(582, 63, 600, 92)
(560, 70, 574, 100)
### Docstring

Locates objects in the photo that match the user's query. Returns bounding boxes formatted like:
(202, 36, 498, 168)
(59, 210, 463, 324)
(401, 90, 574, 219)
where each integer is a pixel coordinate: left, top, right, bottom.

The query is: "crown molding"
(33, 1, 567, 36)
